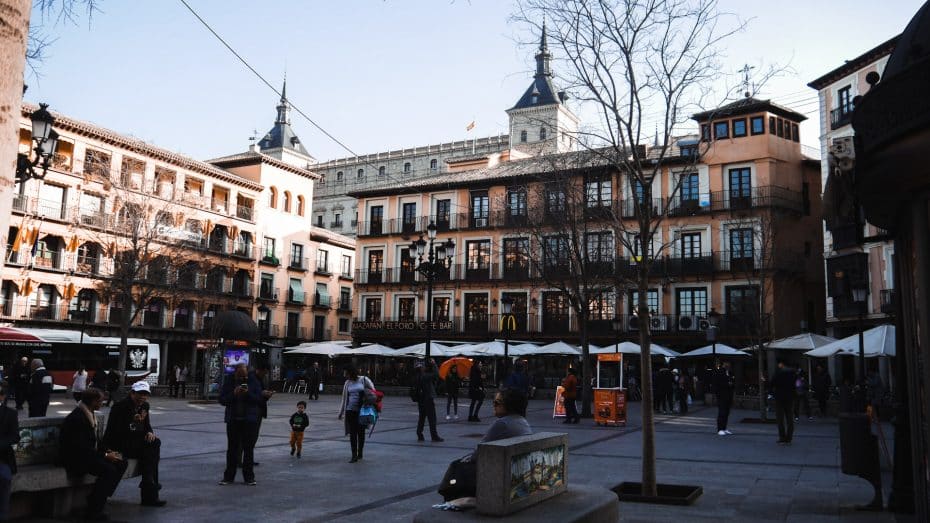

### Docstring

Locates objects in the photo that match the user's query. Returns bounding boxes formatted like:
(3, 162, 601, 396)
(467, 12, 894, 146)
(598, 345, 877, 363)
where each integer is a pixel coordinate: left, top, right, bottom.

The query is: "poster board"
(593, 388, 627, 426)
(552, 386, 566, 418)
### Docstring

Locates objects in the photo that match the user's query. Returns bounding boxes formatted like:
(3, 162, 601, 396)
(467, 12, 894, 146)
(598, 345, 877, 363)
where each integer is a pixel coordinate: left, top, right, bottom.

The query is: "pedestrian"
(811, 363, 831, 417)
(713, 361, 735, 435)
(105, 368, 121, 407)
(170, 365, 179, 398)
(677, 370, 691, 415)
(657, 366, 674, 414)
(413, 361, 443, 443)
(27, 358, 52, 418)
(90, 367, 107, 391)
(467, 361, 485, 422)
(59, 388, 128, 520)
(0, 386, 20, 521)
(445, 365, 461, 421)
(102, 381, 167, 507)
(178, 365, 189, 399)
(72, 365, 88, 403)
(503, 361, 531, 399)
(794, 369, 812, 421)
(337, 365, 375, 462)
(561, 367, 580, 424)
(770, 360, 797, 445)
(218, 364, 261, 486)
(251, 367, 273, 466)
(12, 358, 29, 411)
(289, 400, 309, 458)
(307, 362, 322, 400)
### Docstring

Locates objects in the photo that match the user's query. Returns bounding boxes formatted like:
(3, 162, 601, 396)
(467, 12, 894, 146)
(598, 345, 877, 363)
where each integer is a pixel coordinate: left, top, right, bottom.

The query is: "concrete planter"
(612, 482, 703, 506)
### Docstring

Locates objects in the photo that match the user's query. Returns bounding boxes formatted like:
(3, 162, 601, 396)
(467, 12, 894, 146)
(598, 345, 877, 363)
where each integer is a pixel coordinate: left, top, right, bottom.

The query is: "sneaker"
(296, 452, 301, 459)
(445, 415, 451, 420)
(717, 430, 727, 436)
(218, 480, 232, 486)
(432, 436, 444, 442)
(724, 430, 733, 435)
(245, 480, 257, 486)
(290, 447, 295, 456)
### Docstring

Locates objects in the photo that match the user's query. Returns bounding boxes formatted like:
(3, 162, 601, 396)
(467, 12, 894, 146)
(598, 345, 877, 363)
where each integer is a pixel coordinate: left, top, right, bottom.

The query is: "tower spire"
(276, 77, 290, 124)
(535, 21, 551, 77)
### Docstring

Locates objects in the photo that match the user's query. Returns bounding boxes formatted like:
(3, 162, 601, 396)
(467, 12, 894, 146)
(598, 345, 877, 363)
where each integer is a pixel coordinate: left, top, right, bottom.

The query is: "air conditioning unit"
(698, 318, 711, 330)
(650, 316, 668, 331)
(678, 315, 700, 331)
(627, 315, 640, 331)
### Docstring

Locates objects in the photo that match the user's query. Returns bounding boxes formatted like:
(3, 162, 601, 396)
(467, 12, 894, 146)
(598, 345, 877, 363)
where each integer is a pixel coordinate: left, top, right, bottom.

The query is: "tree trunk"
(758, 343, 767, 420)
(638, 291, 657, 497)
(0, 0, 31, 269)
(579, 309, 592, 417)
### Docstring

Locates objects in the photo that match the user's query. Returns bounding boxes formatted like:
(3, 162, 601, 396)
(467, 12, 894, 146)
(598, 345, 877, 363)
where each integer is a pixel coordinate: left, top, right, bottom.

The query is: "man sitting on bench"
(59, 388, 128, 521)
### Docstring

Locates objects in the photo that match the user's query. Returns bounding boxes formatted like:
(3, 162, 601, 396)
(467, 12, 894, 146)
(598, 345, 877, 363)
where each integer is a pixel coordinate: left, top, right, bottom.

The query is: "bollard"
(838, 413, 883, 510)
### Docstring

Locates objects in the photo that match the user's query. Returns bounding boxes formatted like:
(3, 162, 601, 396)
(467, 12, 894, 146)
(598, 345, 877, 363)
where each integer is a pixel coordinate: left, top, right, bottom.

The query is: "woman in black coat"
(467, 361, 485, 422)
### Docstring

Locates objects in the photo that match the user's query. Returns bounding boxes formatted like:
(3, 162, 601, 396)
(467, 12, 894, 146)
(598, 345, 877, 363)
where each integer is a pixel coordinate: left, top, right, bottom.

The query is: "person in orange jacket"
(561, 367, 580, 424)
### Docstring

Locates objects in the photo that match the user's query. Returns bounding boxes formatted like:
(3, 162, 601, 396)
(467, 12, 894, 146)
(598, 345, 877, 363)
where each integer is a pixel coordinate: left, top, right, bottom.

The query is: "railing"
(34, 198, 70, 220)
(11, 194, 28, 213)
(231, 281, 254, 298)
(260, 254, 281, 266)
(236, 206, 254, 221)
(231, 244, 256, 260)
(256, 284, 280, 301)
(330, 221, 343, 229)
(287, 288, 305, 304)
(75, 255, 101, 276)
(32, 250, 62, 270)
(314, 293, 332, 308)
(880, 289, 895, 315)
(288, 256, 309, 271)
(831, 104, 854, 130)
(285, 325, 308, 340)
(337, 299, 352, 312)
(315, 263, 330, 275)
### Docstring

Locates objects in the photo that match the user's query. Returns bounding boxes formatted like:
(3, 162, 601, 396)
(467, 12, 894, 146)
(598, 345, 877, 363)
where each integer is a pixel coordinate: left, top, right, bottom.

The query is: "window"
(260, 273, 275, 299)
(791, 123, 799, 142)
(430, 159, 438, 171)
(283, 191, 292, 212)
(369, 205, 384, 235)
(700, 124, 710, 141)
(378, 166, 385, 176)
(338, 318, 350, 333)
(286, 312, 300, 338)
(726, 285, 759, 316)
(263, 237, 276, 261)
(714, 121, 729, 139)
(631, 178, 645, 203)
(837, 85, 853, 114)
(397, 297, 416, 321)
(589, 292, 615, 320)
(545, 185, 566, 216)
(750, 116, 765, 135)
(402, 202, 417, 233)
(544, 235, 570, 273)
(366, 250, 383, 283)
(681, 232, 702, 258)
(433, 297, 450, 322)
(728, 167, 751, 208)
(585, 177, 612, 208)
(357, 169, 364, 179)
(543, 292, 571, 332)
(465, 240, 491, 279)
(776, 118, 785, 138)
(769, 116, 776, 134)
(503, 237, 529, 278)
(333, 213, 342, 227)
(404, 162, 411, 174)
(290, 243, 304, 269)
(341, 254, 352, 277)
(464, 294, 489, 332)
(630, 290, 659, 315)
(315, 283, 329, 307)
(585, 231, 613, 263)
(336, 171, 343, 181)
(399, 247, 416, 283)
(317, 249, 329, 272)
(501, 292, 528, 331)
(269, 187, 278, 208)
(435, 199, 451, 230)
(365, 298, 381, 321)
(316, 215, 324, 227)
(507, 188, 527, 224)
(676, 288, 708, 317)
(470, 191, 489, 228)
(297, 196, 305, 216)
(729, 228, 754, 261)
(680, 173, 699, 203)
(79, 193, 103, 225)
(339, 287, 351, 308)
(732, 118, 747, 137)
(539, 127, 547, 140)
(520, 130, 528, 142)
(680, 144, 698, 157)
(631, 234, 655, 260)
(288, 278, 304, 303)
(83, 149, 111, 178)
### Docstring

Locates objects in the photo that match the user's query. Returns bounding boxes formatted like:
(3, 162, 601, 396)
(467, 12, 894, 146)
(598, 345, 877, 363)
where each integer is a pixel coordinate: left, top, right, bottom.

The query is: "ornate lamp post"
(16, 103, 60, 182)
(410, 223, 454, 361)
(256, 303, 271, 369)
(706, 307, 721, 360)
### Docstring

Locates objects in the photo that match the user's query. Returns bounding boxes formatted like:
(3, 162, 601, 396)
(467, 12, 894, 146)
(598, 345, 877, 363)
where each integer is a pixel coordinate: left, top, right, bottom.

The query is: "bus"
(0, 326, 158, 387)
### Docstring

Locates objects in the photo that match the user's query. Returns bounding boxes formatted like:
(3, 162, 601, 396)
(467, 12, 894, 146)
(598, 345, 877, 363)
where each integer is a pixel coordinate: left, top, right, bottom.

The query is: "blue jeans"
(0, 462, 11, 520)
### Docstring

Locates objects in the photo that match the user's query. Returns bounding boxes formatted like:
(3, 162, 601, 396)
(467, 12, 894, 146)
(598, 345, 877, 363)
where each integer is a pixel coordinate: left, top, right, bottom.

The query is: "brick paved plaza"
(31, 392, 906, 522)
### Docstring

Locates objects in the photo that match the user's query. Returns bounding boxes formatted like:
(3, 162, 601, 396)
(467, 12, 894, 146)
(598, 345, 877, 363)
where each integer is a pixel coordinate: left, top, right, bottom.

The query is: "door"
(313, 315, 325, 341)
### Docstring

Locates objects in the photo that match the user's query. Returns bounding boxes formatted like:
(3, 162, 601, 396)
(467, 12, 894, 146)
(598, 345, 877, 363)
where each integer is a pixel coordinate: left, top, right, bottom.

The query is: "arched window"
(378, 166, 385, 176)
(430, 159, 438, 170)
(297, 195, 305, 216)
(520, 130, 528, 143)
(540, 127, 547, 140)
(357, 169, 364, 179)
(404, 162, 411, 174)
(269, 187, 278, 209)
(336, 171, 344, 181)
(283, 191, 292, 212)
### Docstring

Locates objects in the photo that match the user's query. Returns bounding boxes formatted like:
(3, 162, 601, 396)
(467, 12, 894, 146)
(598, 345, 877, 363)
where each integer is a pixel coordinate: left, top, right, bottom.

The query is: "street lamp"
(612, 316, 624, 388)
(77, 294, 91, 348)
(256, 303, 271, 368)
(500, 295, 516, 376)
(706, 307, 721, 360)
(16, 103, 60, 182)
(851, 286, 868, 384)
(410, 222, 454, 361)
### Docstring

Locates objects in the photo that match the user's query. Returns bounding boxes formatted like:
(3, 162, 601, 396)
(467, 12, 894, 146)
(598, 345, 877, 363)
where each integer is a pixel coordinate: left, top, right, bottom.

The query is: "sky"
(24, 0, 923, 163)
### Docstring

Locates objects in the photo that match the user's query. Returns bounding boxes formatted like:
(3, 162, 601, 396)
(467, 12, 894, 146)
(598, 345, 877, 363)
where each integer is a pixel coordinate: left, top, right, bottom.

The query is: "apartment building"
(349, 97, 824, 351)
(808, 37, 898, 343)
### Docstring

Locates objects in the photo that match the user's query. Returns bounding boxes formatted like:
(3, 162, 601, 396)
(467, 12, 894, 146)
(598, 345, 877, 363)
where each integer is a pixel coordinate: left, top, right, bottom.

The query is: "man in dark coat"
(811, 363, 832, 417)
(415, 362, 443, 442)
(307, 362, 322, 400)
(12, 357, 29, 410)
(467, 360, 485, 422)
(218, 364, 261, 485)
(27, 358, 52, 417)
(0, 386, 20, 520)
(770, 360, 798, 445)
(105, 369, 121, 407)
(102, 381, 166, 507)
(59, 388, 128, 521)
(713, 361, 735, 435)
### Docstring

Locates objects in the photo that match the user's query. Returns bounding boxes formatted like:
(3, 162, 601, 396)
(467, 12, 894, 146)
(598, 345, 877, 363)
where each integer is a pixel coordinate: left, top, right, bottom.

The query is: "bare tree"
(514, 0, 753, 497)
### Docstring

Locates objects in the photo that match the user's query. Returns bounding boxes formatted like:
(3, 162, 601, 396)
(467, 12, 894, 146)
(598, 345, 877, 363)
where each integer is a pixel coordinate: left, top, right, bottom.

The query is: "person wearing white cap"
(102, 380, 166, 507)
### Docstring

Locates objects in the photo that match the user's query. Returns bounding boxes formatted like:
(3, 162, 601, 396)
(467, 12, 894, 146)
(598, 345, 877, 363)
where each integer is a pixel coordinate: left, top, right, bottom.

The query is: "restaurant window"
(364, 297, 382, 321)
(630, 289, 659, 315)
(676, 288, 708, 317)
(397, 297, 416, 321)
(433, 297, 450, 322)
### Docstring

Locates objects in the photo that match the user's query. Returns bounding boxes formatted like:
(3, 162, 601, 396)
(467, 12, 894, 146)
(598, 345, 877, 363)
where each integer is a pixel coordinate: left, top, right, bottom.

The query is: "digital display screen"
(223, 349, 250, 373)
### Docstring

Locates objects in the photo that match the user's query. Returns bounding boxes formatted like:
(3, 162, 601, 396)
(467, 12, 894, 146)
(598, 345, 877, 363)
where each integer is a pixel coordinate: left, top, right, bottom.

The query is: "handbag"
(438, 454, 478, 501)
(358, 405, 376, 426)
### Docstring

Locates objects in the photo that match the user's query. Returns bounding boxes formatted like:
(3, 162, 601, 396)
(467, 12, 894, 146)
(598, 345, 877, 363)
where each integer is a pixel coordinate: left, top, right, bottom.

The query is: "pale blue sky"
(25, 0, 922, 162)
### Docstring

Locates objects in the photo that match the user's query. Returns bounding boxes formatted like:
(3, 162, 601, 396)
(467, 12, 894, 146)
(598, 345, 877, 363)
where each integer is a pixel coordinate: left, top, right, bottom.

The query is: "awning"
(289, 280, 304, 302)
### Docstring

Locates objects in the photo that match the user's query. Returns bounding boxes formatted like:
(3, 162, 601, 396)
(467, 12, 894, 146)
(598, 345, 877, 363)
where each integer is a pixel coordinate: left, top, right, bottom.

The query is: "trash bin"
(838, 413, 883, 510)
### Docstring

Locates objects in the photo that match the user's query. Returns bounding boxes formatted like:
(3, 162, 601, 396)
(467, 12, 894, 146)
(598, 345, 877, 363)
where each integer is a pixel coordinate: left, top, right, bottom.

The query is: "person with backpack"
(337, 365, 374, 463)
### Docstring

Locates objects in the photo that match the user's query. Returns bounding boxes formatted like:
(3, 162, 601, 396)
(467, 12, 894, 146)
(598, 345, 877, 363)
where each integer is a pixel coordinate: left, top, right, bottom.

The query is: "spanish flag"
(466, 121, 476, 132)
(66, 235, 80, 252)
(63, 283, 77, 301)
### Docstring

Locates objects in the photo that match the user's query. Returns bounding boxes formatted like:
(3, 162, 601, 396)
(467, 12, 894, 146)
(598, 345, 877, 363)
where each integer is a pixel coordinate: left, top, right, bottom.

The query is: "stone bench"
(8, 413, 142, 519)
(415, 432, 618, 522)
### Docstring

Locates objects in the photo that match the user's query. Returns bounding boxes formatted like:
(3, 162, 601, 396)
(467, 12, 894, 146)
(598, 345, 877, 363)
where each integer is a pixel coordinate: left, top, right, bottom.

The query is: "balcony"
(260, 254, 281, 266)
(620, 198, 664, 218)
(287, 288, 305, 304)
(315, 263, 331, 276)
(337, 299, 352, 312)
(34, 198, 69, 221)
(78, 212, 107, 228)
(667, 197, 704, 217)
(75, 255, 101, 276)
(257, 284, 279, 301)
(666, 253, 715, 277)
(329, 220, 343, 229)
(830, 104, 854, 130)
(288, 256, 309, 271)
(313, 293, 332, 308)
(231, 244, 255, 260)
(231, 281, 254, 298)
(285, 325, 307, 340)
(880, 289, 895, 315)
(11, 194, 28, 213)
(236, 206, 254, 221)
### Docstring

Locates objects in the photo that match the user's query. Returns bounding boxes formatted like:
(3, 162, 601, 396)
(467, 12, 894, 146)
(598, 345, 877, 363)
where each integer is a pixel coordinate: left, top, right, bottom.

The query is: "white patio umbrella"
(394, 342, 452, 357)
(349, 343, 402, 356)
(283, 342, 354, 357)
(677, 344, 750, 358)
(515, 341, 581, 356)
(761, 333, 838, 351)
(804, 324, 895, 358)
(591, 342, 681, 358)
